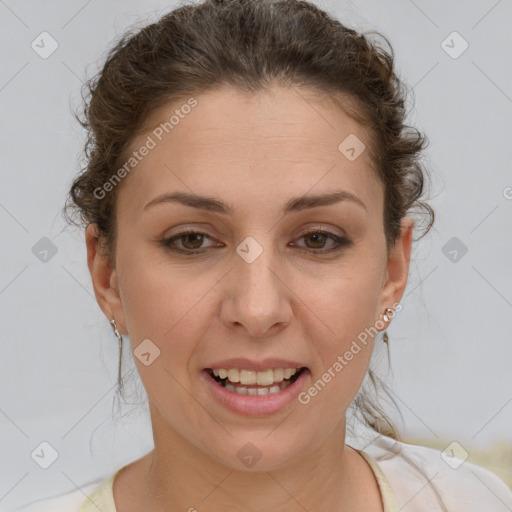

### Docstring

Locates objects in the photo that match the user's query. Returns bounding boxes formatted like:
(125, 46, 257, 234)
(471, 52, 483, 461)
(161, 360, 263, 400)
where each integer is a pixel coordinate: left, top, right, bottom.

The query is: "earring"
(110, 319, 123, 391)
(383, 308, 394, 322)
(382, 307, 394, 345)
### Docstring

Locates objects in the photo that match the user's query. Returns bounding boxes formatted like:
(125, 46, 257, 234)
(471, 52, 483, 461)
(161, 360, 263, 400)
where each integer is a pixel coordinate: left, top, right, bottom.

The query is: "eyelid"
(301, 224, 347, 237)
(163, 222, 345, 239)
(159, 225, 351, 256)
(164, 231, 218, 250)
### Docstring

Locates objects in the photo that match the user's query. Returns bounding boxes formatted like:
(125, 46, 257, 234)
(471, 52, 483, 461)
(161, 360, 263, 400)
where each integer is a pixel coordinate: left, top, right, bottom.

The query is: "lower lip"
(201, 369, 309, 417)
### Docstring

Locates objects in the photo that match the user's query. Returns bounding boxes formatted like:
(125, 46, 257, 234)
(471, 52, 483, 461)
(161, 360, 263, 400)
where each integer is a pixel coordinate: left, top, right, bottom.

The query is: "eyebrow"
(143, 189, 367, 215)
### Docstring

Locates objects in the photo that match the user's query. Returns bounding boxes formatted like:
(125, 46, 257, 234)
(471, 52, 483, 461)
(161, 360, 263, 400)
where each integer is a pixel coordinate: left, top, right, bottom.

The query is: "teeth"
(226, 379, 293, 395)
(240, 370, 257, 385)
(256, 370, 274, 386)
(219, 379, 294, 395)
(273, 368, 284, 382)
(211, 367, 300, 385)
(283, 368, 296, 379)
(210, 367, 302, 395)
(227, 369, 240, 383)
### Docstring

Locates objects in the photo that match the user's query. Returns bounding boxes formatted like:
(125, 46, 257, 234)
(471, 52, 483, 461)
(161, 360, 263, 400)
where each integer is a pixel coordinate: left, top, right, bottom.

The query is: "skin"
(86, 84, 413, 511)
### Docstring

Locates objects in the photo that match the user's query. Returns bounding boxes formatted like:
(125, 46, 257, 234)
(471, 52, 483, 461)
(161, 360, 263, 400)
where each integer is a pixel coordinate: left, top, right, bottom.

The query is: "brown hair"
(63, 0, 434, 441)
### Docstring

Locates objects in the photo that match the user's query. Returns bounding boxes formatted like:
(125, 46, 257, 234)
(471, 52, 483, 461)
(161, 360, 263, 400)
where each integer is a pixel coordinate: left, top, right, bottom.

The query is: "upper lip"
(205, 358, 307, 372)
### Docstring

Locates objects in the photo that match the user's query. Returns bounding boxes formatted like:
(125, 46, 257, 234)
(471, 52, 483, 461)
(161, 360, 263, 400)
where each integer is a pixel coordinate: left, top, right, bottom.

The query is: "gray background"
(1, 0, 511, 509)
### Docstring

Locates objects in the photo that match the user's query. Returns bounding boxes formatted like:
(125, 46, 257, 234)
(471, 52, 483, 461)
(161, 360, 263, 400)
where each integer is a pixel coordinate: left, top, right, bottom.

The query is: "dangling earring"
(110, 318, 123, 391)
(382, 307, 394, 344)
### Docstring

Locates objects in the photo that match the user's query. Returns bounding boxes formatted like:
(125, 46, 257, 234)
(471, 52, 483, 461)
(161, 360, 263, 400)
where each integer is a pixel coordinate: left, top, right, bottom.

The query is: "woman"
(17, 0, 512, 510)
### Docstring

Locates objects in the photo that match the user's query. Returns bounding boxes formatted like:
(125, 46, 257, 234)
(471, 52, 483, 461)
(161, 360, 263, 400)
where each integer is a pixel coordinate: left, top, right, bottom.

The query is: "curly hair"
(63, 0, 434, 442)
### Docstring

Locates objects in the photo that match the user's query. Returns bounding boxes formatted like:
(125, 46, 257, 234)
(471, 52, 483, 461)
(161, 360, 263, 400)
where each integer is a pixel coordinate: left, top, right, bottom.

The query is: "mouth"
(205, 367, 307, 396)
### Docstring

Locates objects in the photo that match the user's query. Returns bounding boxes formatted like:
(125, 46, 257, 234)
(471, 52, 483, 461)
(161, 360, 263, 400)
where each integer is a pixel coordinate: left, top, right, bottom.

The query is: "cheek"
(116, 248, 207, 419)
(116, 241, 207, 365)
(299, 256, 384, 403)
(307, 257, 384, 346)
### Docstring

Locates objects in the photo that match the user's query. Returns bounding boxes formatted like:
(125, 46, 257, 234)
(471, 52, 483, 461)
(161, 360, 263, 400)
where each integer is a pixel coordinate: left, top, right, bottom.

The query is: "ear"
(85, 224, 127, 334)
(377, 217, 414, 327)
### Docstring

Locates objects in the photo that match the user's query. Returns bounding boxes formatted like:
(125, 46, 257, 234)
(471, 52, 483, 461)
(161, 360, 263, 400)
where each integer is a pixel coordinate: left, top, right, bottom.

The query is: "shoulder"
(363, 434, 512, 512)
(12, 481, 101, 512)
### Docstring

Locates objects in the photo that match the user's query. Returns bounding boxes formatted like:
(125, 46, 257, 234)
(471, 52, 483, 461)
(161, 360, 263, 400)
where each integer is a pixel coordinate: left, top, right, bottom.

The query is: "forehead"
(117, 85, 382, 217)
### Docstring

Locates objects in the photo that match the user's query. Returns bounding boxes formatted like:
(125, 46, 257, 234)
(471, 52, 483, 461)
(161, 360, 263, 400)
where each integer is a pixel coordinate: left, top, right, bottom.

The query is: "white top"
(14, 434, 512, 511)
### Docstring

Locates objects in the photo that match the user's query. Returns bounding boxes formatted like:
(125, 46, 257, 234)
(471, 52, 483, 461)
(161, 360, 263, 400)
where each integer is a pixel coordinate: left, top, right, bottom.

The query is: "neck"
(138, 403, 365, 512)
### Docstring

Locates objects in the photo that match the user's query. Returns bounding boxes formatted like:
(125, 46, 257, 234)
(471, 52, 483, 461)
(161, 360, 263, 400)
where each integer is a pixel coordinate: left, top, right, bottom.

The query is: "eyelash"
(158, 229, 351, 256)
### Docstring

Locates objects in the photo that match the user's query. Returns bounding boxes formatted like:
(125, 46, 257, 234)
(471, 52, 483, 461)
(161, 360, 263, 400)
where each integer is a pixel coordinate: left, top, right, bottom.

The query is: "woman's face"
(87, 85, 412, 471)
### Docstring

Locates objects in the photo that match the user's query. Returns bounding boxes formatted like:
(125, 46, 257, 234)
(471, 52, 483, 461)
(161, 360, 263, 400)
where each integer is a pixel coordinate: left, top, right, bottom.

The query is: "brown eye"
(303, 232, 329, 249)
(292, 230, 351, 254)
(159, 229, 350, 256)
(180, 232, 206, 250)
(160, 231, 217, 255)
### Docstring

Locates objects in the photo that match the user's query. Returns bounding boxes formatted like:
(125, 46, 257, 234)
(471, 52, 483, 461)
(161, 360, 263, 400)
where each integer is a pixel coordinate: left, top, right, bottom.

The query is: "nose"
(220, 241, 292, 338)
